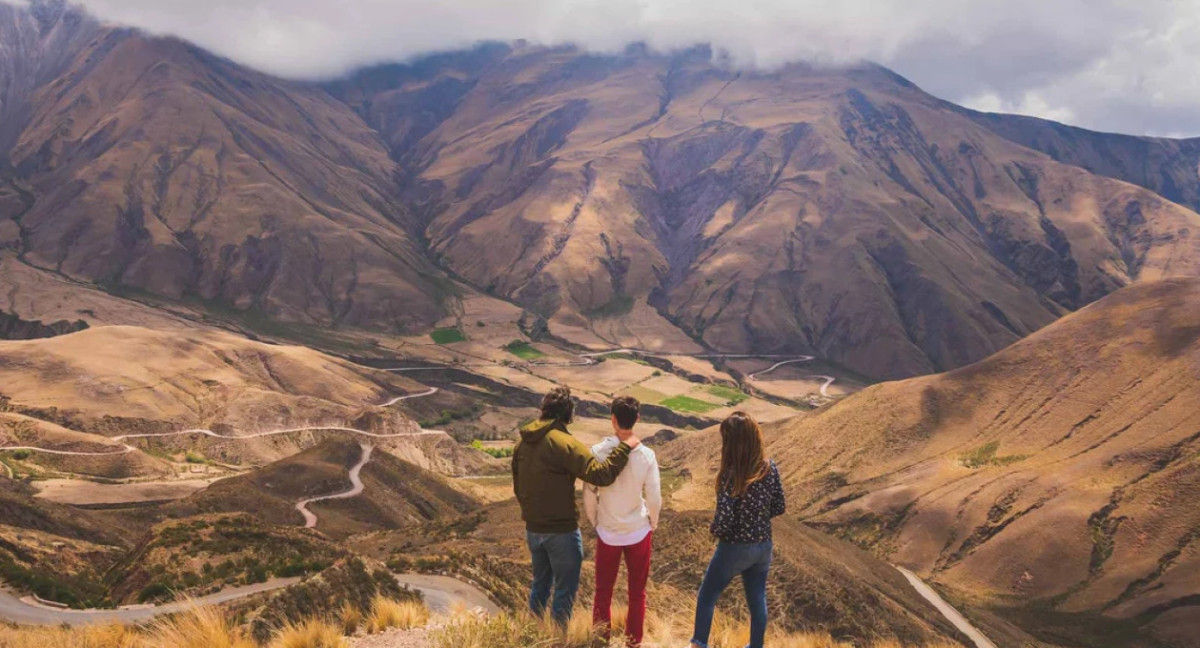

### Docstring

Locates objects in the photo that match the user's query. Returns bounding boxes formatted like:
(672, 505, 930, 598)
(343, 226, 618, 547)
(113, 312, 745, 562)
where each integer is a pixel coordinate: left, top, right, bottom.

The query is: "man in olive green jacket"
(513, 386, 640, 626)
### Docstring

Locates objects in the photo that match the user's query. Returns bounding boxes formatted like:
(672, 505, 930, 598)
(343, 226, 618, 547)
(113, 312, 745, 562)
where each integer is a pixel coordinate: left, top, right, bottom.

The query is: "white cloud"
(54, 0, 1200, 136)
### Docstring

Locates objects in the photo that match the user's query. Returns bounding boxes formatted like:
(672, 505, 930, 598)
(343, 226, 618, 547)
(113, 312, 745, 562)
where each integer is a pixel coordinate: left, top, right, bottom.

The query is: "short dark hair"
(611, 396, 640, 430)
(541, 386, 575, 424)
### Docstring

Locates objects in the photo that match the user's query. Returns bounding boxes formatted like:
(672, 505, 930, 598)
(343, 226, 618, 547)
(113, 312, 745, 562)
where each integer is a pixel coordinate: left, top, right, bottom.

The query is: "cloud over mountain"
(57, 0, 1200, 136)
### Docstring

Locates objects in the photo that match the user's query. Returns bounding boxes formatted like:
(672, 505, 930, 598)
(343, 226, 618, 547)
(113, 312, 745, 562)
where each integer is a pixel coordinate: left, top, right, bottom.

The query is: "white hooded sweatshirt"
(583, 436, 662, 546)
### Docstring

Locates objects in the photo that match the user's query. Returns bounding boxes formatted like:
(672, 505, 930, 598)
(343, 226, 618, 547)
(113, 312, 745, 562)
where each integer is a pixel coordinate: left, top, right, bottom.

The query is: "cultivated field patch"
(503, 341, 545, 360)
(430, 328, 467, 344)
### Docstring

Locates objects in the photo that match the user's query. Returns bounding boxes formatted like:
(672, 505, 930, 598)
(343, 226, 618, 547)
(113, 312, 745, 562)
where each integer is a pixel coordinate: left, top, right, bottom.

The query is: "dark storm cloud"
(62, 0, 1200, 136)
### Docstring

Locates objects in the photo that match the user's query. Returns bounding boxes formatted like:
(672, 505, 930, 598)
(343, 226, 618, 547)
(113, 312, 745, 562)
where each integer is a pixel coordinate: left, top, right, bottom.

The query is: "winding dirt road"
(746, 358, 836, 397)
(295, 442, 373, 528)
(896, 567, 997, 648)
(385, 347, 838, 397)
(0, 387, 445, 459)
(0, 578, 301, 626)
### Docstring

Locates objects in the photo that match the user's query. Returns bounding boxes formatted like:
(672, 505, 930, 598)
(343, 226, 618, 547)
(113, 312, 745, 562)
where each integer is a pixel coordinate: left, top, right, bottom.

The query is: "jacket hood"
(520, 418, 566, 444)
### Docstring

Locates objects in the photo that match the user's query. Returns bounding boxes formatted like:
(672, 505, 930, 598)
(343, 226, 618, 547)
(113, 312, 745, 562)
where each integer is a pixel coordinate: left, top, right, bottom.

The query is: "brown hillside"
(178, 440, 481, 539)
(4, 4, 1200, 378)
(0, 325, 433, 462)
(0, 5, 451, 333)
(668, 279, 1200, 646)
(337, 46, 1200, 378)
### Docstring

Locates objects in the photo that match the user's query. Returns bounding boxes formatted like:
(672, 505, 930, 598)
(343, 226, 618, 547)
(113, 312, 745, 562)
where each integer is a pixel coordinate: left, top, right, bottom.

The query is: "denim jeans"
(527, 529, 584, 626)
(690, 540, 772, 648)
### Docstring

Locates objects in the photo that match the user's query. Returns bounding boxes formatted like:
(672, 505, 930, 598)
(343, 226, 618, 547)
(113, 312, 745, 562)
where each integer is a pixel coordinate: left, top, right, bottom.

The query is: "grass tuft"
(338, 600, 363, 636)
(142, 603, 257, 648)
(269, 618, 348, 648)
(367, 596, 430, 634)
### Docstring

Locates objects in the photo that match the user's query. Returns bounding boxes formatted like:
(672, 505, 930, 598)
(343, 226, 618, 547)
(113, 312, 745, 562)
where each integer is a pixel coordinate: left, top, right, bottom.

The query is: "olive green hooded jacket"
(512, 418, 631, 533)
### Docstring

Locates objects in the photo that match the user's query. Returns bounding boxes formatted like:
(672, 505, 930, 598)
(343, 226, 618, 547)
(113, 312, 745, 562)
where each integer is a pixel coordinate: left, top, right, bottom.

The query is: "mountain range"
(2, 3, 1200, 379)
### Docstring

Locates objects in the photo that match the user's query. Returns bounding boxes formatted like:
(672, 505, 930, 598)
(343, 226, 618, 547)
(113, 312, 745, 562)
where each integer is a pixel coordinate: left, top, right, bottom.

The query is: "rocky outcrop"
(0, 311, 86, 340)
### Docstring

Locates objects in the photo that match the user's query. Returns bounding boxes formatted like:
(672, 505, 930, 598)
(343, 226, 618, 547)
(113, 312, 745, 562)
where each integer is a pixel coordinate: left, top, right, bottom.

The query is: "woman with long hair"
(688, 411, 786, 648)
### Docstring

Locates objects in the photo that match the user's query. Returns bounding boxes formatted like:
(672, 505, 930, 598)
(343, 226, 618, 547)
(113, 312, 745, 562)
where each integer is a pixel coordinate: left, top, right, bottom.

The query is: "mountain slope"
(178, 440, 481, 538)
(5, 4, 1200, 379)
(336, 45, 1200, 379)
(0, 4, 453, 333)
(668, 279, 1200, 646)
(966, 108, 1200, 214)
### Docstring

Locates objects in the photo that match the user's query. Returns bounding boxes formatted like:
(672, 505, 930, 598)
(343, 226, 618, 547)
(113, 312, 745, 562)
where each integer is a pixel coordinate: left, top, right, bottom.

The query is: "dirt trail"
(0, 386, 446, 459)
(295, 442, 373, 528)
(385, 347, 838, 398)
(896, 567, 997, 648)
(0, 578, 300, 626)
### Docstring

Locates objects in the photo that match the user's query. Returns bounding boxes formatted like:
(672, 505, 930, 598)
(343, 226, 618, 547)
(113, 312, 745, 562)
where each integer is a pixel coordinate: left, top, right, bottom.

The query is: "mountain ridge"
(2, 4, 1200, 379)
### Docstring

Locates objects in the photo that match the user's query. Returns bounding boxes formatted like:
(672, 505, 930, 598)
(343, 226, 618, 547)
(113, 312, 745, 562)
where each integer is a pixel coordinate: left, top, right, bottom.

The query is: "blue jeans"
(690, 541, 772, 648)
(526, 529, 584, 626)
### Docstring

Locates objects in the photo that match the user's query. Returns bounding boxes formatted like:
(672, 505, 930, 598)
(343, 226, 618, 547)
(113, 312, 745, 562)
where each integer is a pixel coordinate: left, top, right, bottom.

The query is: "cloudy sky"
(66, 0, 1200, 137)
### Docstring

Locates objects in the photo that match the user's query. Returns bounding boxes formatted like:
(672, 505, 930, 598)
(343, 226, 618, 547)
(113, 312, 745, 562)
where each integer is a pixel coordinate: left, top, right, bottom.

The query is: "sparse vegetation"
(959, 441, 1027, 469)
(430, 327, 467, 344)
(420, 405, 481, 428)
(470, 439, 514, 458)
(503, 340, 545, 360)
(585, 294, 635, 319)
(707, 384, 748, 405)
(10, 448, 32, 461)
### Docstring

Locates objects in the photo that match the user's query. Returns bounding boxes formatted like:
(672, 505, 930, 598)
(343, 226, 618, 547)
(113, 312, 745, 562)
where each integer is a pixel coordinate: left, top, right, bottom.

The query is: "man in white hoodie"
(584, 396, 662, 647)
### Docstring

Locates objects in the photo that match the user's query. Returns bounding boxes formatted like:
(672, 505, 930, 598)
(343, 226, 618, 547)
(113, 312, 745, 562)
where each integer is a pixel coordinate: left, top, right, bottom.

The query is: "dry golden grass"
(366, 596, 430, 634)
(268, 618, 348, 648)
(338, 601, 363, 636)
(428, 604, 966, 648)
(139, 604, 257, 648)
(0, 603, 965, 648)
(0, 623, 140, 648)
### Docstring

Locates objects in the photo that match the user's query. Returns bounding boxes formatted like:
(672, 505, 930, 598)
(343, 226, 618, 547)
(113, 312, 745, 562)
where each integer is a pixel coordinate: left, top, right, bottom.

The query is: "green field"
(430, 327, 467, 344)
(625, 385, 671, 405)
(661, 395, 722, 414)
(504, 341, 546, 360)
(707, 384, 748, 405)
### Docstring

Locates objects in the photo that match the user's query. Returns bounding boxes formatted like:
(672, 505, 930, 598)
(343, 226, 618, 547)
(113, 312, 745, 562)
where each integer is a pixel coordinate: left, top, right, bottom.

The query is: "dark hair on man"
(540, 386, 575, 424)
(611, 395, 640, 430)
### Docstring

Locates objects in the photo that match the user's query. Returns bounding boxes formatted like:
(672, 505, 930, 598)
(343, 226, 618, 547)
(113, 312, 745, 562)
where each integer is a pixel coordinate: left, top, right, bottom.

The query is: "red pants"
(593, 531, 653, 647)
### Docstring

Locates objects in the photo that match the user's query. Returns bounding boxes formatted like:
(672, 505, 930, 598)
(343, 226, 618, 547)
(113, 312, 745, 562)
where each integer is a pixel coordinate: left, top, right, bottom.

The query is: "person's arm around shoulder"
(768, 459, 786, 518)
(551, 430, 640, 487)
(644, 449, 663, 531)
(582, 441, 605, 528)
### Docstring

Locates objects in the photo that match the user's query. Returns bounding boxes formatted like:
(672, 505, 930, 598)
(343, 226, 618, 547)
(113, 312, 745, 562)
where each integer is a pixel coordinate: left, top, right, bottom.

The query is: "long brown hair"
(717, 411, 770, 497)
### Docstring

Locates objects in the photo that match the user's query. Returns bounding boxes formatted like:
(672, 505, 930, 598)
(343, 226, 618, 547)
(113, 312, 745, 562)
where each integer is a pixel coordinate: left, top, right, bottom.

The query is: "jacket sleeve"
(769, 461, 787, 518)
(554, 433, 631, 486)
(511, 441, 522, 499)
(645, 452, 663, 530)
